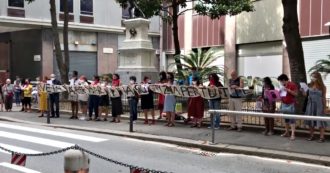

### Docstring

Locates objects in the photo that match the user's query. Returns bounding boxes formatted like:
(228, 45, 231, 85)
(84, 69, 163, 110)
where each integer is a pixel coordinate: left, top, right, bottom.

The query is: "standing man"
(278, 74, 298, 141)
(69, 71, 79, 119)
(49, 74, 61, 118)
(227, 70, 244, 132)
(88, 75, 101, 121)
(14, 76, 22, 107)
(128, 76, 139, 123)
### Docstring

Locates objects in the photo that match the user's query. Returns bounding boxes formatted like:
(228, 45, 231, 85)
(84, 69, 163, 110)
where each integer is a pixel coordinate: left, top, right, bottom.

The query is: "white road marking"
(0, 162, 41, 173)
(0, 143, 41, 154)
(0, 123, 107, 142)
(0, 131, 74, 148)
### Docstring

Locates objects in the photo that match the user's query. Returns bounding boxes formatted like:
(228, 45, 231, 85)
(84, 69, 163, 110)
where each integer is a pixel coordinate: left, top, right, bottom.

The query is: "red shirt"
(112, 79, 120, 86)
(282, 82, 297, 104)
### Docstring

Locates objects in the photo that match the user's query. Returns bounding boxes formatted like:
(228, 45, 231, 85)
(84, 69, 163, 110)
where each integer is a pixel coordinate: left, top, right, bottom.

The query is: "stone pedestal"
(116, 18, 158, 84)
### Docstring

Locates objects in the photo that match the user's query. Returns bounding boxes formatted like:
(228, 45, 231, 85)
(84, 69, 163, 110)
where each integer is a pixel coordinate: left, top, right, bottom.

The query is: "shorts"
(281, 103, 296, 124)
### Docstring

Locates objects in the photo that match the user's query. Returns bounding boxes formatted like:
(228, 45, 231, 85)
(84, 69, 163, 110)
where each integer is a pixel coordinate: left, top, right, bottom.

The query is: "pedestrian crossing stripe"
(0, 162, 41, 173)
(0, 131, 74, 148)
(0, 143, 41, 154)
(0, 123, 107, 142)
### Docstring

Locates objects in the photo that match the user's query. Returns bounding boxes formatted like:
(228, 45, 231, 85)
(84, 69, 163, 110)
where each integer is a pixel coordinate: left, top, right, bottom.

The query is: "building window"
(81, 0, 93, 15)
(8, 0, 24, 8)
(60, 0, 73, 13)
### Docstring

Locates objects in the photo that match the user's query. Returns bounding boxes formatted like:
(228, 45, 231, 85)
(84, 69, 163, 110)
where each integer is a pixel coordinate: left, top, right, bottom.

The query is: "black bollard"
(129, 112, 133, 132)
(46, 94, 50, 124)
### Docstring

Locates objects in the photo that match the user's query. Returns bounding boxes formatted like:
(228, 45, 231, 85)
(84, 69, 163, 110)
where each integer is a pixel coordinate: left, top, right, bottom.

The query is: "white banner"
(38, 83, 252, 99)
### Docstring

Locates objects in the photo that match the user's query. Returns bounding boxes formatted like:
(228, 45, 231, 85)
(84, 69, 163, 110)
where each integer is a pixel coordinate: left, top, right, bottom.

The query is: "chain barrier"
(0, 144, 172, 173)
(0, 144, 76, 157)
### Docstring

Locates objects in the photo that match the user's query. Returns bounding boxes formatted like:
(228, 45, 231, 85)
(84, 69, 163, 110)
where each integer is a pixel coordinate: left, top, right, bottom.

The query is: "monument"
(116, 18, 158, 83)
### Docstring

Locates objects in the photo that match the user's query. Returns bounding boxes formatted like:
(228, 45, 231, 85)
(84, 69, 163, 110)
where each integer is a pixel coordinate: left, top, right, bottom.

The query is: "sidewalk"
(1, 106, 330, 166)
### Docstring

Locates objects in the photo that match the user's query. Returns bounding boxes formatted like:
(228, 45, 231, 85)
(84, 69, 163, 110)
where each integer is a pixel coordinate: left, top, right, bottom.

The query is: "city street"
(0, 121, 330, 173)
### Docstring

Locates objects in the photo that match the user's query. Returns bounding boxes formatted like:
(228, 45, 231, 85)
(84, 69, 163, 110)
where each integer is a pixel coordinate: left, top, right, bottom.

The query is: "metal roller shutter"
(303, 38, 330, 97)
(238, 42, 283, 78)
(54, 52, 97, 81)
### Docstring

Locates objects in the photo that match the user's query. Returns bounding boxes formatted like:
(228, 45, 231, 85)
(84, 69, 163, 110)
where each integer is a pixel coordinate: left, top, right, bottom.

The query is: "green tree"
(116, 0, 254, 78)
(309, 55, 330, 76)
(26, 0, 70, 84)
(169, 48, 224, 83)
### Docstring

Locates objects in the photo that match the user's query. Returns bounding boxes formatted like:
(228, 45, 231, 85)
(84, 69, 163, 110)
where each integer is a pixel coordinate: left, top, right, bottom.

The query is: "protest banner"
(39, 84, 251, 100)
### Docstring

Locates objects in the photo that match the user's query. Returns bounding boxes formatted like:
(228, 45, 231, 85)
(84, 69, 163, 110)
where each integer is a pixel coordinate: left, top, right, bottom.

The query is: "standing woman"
(78, 76, 89, 119)
(208, 73, 223, 129)
(141, 76, 155, 125)
(22, 79, 33, 112)
(157, 71, 167, 119)
(164, 72, 176, 127)
(2, 79, 14, 112)
(69, 71, 79, 119)
(19, 79, 25, 112)
(111, 73, 123, 123)
(304, 72, 328, 142)
(99, 76, 110, 121)
(259, 77, 276, 135)
(188, 77, 204, 128)
(38, 76, 48, 117)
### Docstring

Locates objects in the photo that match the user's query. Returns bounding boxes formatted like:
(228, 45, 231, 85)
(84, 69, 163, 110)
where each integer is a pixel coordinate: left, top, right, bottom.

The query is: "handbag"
(281, 104, 294, 114)
(175, 103, 183, 113)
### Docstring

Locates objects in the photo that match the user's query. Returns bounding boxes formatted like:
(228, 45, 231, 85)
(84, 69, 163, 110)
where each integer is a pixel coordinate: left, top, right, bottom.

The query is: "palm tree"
(169, 48, 224, 83)
(309, 55, 330, 76)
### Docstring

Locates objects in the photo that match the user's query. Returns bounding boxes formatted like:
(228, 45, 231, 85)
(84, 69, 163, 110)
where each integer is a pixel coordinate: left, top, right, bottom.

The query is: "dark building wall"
(0, 42, 10, 71)
(0, 33, 10, 71)
(0, 33, 10, 82)
(10, 29, 42, 80)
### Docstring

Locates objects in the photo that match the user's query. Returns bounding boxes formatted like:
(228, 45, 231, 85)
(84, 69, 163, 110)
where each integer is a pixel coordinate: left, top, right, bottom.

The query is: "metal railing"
(53, 93, 330, 129)
(207, 109, 330, 144)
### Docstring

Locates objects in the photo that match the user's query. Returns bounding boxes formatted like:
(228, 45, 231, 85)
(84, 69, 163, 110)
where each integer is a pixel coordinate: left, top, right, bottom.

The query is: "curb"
(1, 116, 330, 166)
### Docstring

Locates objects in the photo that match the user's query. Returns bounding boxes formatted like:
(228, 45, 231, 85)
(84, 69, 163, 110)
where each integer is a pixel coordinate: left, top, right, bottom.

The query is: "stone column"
(224, 16, 237, 80)
(116, 18, 158, 84)
(42, 29, 54, 77)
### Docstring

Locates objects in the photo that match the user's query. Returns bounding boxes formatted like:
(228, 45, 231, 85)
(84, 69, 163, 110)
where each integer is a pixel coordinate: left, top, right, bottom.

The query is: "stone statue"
(128, 0, 145, 19)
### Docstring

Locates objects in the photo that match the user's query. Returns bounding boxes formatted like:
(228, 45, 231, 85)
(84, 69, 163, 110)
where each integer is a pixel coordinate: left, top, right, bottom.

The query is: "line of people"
(1, 70, 328, 142)
(0, 77, 35, 113)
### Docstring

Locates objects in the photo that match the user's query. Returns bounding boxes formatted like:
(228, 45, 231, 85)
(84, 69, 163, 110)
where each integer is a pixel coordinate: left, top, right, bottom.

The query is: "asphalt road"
(0, 121, 329, 173)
